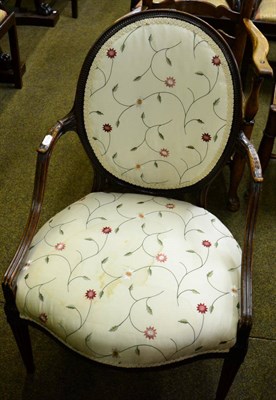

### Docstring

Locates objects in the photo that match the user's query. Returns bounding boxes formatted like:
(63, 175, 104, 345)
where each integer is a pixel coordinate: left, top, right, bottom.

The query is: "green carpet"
(0, 1, 275, 399)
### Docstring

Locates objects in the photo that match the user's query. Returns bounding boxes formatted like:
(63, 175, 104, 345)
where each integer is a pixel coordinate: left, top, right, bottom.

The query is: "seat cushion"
(255, 0, 276, 22)
(16, 192, 241, 367)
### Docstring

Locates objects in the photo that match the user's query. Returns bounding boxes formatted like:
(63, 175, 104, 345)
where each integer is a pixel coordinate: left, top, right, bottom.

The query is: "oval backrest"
(76, 10, 242, 191)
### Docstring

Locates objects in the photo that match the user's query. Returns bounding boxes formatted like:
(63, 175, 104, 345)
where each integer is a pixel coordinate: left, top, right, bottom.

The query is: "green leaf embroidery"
(135, 346, 140, 356)
(112, 84, 118, 92)
(146, 304, 153, 315)
(207, 271, 213, 278)
(86, 333, 92, 342)
(102, 257, 109, 264)
(109, 325, 119, 332)
(66, 305, 76, 310)
(39, 293, 44, 302)
(213, 98, 220, 106)
(45, 256, 49, 263)
(134, 75, 142, 81)
(157, 93, 162, 103)
(166, 56, 172, 66)
(178, 319, 189, 324)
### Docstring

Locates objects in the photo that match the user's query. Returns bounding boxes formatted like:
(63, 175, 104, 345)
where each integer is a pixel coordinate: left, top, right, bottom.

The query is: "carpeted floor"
(0, 1, 275, 399)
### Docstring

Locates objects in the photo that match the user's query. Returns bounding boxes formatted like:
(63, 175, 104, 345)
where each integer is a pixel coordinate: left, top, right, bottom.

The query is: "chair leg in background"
(71, 0, 78, 18)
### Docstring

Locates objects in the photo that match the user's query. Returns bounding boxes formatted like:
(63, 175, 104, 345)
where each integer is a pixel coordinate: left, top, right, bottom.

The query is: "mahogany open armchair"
(2, 8, 268, 399)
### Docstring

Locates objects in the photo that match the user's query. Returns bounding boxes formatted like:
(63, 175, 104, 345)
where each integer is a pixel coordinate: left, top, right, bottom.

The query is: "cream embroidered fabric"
(84, 17, 234, 189)
(255, 0, 276, 22)
(0, 9, 7, 22)
(16, 192, 241, 367)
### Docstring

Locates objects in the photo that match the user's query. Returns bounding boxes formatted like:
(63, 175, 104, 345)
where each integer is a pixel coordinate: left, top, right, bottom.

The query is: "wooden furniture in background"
(0, 2, 25, 88)
(13, 0, 78, 27)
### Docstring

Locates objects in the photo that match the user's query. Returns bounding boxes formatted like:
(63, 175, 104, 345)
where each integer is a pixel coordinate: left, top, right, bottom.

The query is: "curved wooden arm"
(3, 111, 77, 292)
(237, 131, 263, 182)
(243, 18, 273, 78)
(237, 132, 262, 328)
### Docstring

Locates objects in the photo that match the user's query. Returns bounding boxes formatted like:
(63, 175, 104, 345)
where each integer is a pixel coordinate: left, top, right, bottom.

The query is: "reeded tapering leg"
(216, 352, 244, 399)
(216, 327, 250, 400)
(3, 284, 35, 373)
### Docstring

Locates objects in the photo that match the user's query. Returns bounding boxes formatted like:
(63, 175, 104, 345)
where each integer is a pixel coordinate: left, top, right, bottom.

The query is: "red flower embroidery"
(103, 123, 112, 132)
(166, 203, 175, 209)
(138, 213, 144, 218)
(107, 48, 117, 58)
(160, 148, 169, 157)
(197, 303, 208, 314)
(156, 253, 167, 263)
(102, 226, 112, 234)
(39, 313, 48, 323)
(55, 242, 65, 251)
(144, 326, 157, 340)
(85, 289, 97, 300)
(202, 133, 212, 142)
(135, 164, 141, 170)
(202, 240, 211, 247)
(212, 55, 221, 66)
(165, 76, 176, 87)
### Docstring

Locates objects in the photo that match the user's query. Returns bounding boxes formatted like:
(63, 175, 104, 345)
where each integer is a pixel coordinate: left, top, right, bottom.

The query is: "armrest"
(237, 132, 263, 328)
(243, 18, 273, 78)
(3, 111, 76, 292)
(237, 131, 263, 182)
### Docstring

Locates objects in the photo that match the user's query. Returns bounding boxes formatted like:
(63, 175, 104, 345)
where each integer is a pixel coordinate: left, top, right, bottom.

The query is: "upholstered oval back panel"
(81, 11, 240, 190)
